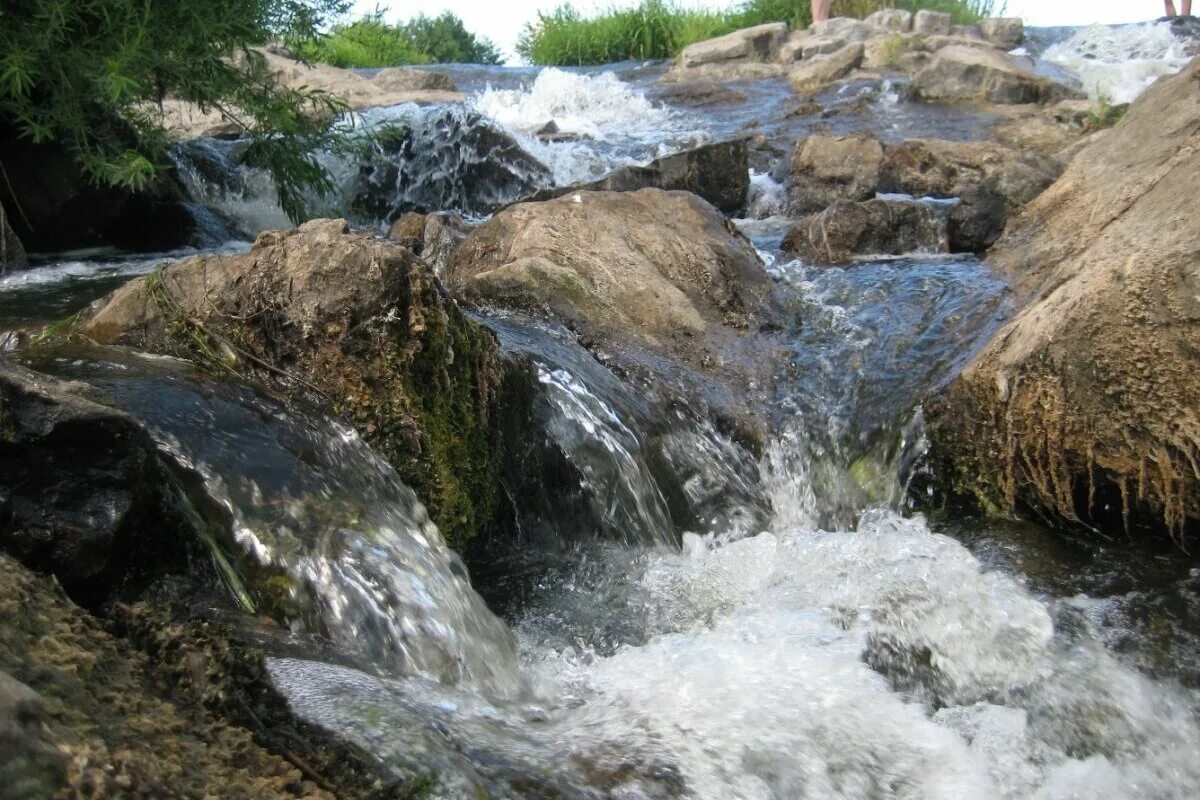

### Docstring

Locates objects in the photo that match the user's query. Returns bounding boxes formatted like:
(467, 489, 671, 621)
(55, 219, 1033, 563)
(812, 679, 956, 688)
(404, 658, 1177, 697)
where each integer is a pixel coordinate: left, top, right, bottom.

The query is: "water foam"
(1042, 23, 1191, 103)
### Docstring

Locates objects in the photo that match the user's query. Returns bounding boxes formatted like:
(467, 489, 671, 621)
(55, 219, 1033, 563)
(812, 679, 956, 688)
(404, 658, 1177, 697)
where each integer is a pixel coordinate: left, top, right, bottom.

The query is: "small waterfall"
(1042, 22, 1193, 102)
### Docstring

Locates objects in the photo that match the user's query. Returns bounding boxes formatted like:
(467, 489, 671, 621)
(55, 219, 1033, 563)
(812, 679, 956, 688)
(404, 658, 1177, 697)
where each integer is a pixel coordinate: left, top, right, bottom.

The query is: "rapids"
(4, 22, 1199, 799)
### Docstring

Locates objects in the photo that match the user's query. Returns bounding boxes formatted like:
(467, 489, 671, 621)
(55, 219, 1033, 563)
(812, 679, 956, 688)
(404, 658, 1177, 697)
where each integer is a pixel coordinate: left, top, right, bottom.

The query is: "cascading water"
(1041, 22, 1194, 102)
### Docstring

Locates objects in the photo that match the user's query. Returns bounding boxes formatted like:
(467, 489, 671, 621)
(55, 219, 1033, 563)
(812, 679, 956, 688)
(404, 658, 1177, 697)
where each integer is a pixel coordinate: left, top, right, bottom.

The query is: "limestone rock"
(447, 189, 777, 418)
(525, 139, 750, 214)
(679, 22, 788, 67)
(865, 9, 913, 33)
(781, 199, 944, 265)
(924, 59, 1200, 541)
(980, 17, 1024, 50)
(914, 9, 952, 36)
(653, 80, 749, 107)
(863, 33, 926, 70)
(913, 45, 1083, 105)
(787, 133, 884, 214)
(79, 218, 517, 547)
(788, 43, 864, 94)
(810, 18, 876, 43)
(661, 61, 788, 83)
(880, 137, 1062, 207)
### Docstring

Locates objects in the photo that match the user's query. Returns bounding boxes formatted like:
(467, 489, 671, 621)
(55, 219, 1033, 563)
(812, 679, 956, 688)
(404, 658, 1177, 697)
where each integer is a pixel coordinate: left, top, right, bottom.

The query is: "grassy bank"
(297, 11, 502, 67)
(517, 0, 1000, 66)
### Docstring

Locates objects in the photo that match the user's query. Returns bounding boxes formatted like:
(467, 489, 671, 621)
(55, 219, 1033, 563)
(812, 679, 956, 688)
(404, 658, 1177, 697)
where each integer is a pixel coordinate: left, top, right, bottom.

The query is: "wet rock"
(534, 120, 587, 143)
(980, 17, 1024, 50)
(0, 363, 193, 609)
(947, 183, 1008, 252)
(387, 211, 470, 277)
(914, 9, 952, 36)
(679, 22, 788, 67)
(447, 189, 779, 441)
(786, 133, 884, 214)
(525, 139, 750, 214)
(0, 120, 200, 254)
(788, 42, 864, 94)
(781, 198, 944, 265)
(865, 9, 913, 33)
(913, 45, 1083, 105)
(371, 66, 458, 92)
(351, 106, 553, 219)
(387, 211, 427, 251)
(924, 59, 1200, 542)
(880, 137, 1062, 208)
(0, 202, 25, 272)
(79, 218, 520, 548)
(653, 80, 748, 107)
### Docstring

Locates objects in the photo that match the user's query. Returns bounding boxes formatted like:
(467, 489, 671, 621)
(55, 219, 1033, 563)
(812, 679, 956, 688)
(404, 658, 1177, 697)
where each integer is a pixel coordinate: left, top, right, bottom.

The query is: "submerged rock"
(913, 45, 1083, 105)
(786, 133, 884, 214)
(525, 139, 750, 213)
(447, 189, 779, 442)
(79, 218, 518, 549)
(925, 59, 1200, 541)
(0, 363, 192, 609)
(781, 198, 944, 265)
(652, 80, 749, 107)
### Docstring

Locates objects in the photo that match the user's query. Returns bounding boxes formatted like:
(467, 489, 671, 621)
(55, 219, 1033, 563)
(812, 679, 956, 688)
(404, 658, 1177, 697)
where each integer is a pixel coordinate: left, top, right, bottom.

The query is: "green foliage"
(517, 0, 997, 65)
(298, 11, 503, 68)
(1086, 90, 1128, 130)
(0, 0, 352, 221)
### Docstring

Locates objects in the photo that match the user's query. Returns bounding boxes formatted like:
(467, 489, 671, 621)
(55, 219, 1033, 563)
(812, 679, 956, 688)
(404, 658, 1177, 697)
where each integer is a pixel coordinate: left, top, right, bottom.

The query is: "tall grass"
(518, 0, 1000, 66)
(298, 11, 503, 67)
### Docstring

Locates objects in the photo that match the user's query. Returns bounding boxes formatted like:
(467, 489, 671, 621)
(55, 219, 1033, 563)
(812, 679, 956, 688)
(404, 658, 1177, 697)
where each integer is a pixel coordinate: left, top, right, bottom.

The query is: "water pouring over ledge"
(4, 20, 1200, 798)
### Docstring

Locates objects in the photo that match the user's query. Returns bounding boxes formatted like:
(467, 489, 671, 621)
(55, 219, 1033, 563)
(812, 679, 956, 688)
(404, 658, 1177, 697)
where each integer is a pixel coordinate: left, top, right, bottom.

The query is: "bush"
(298, 11, 503, 68)
(0, 0, 353, 221)
(517, 0, 999, 66)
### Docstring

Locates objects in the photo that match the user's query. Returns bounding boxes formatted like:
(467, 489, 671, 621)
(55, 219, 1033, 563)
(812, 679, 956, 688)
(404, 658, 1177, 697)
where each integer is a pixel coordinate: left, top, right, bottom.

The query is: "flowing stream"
(5, 22, 1200, 799)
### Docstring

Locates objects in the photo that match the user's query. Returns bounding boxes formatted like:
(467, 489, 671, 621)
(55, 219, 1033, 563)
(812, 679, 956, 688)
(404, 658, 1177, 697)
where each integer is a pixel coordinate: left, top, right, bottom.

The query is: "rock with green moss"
(79, 218, 522, 549)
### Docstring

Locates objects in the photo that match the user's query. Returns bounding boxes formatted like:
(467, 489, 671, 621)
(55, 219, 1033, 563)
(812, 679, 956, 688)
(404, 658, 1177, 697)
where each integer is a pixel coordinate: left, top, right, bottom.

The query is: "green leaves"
(0, 0, 356, 222)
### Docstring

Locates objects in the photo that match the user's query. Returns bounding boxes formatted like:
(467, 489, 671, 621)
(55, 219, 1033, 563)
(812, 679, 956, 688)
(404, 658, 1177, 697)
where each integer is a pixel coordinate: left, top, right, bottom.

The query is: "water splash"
(1042, 23, 1191, 103)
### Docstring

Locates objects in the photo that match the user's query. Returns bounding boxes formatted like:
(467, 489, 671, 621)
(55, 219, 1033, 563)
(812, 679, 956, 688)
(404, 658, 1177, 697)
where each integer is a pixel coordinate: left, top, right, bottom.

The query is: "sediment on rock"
(923, 59, 1200, 544)
(77, 218, 524, 549)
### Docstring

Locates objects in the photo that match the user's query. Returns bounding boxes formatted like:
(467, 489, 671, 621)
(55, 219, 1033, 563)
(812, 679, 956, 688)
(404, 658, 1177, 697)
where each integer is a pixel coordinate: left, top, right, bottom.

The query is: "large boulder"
(525, 139, 750, 214)
(781, 199, 944, 265)
(446, 189, 778, 436)
(79, 219, 519, 548)
(880, 138, 1063, 207)
(679, 22, 788, 67)
(787, 43, 865, 94)
(786, 133, 885, 214)
(913, 45, 1083, 105)
(0, 202, 25, 272)
(924, 60, 1200, 541)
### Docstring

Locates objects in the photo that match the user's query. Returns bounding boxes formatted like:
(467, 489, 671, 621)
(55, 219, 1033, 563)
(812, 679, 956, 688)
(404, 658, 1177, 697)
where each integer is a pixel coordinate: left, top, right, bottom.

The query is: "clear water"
(5, 23, 1199, 798)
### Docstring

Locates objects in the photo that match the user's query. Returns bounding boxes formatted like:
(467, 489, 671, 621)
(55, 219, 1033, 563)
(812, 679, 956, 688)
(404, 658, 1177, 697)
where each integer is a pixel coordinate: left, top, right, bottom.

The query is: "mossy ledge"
(78, 218, 531, 550)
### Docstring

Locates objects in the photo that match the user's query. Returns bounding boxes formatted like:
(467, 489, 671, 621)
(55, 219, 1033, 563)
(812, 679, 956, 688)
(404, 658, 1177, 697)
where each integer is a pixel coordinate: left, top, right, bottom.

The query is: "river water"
(4, 22, 1200, 799)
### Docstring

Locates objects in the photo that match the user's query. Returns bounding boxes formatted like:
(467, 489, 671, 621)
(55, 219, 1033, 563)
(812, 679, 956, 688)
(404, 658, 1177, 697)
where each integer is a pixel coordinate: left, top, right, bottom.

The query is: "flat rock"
(371, 66, 458, 92)
(865, 9, 913, 33)
(913, 45, 1083, 105)
(788, 42, 864, 94)
(653, 80, 749, 107)
(679, 22, 788, 67)
(661, 61, 787, 83)
(810, 18, 876, 42)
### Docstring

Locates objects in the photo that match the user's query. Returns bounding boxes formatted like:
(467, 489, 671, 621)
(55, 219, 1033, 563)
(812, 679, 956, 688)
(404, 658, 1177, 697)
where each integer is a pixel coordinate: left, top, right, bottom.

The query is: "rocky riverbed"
(2, 14, 1200, 800)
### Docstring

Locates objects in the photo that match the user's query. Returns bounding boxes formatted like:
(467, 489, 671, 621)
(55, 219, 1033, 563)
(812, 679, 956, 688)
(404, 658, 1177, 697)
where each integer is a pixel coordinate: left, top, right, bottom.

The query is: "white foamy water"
(1043, 22, 1191, 103)
(472, 67, 708, 185)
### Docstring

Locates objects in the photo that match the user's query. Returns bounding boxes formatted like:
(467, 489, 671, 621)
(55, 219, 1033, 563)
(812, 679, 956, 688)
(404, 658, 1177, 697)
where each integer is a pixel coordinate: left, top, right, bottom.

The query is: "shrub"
(298, 11, 503, 68)
(0, 0, 352, 221)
